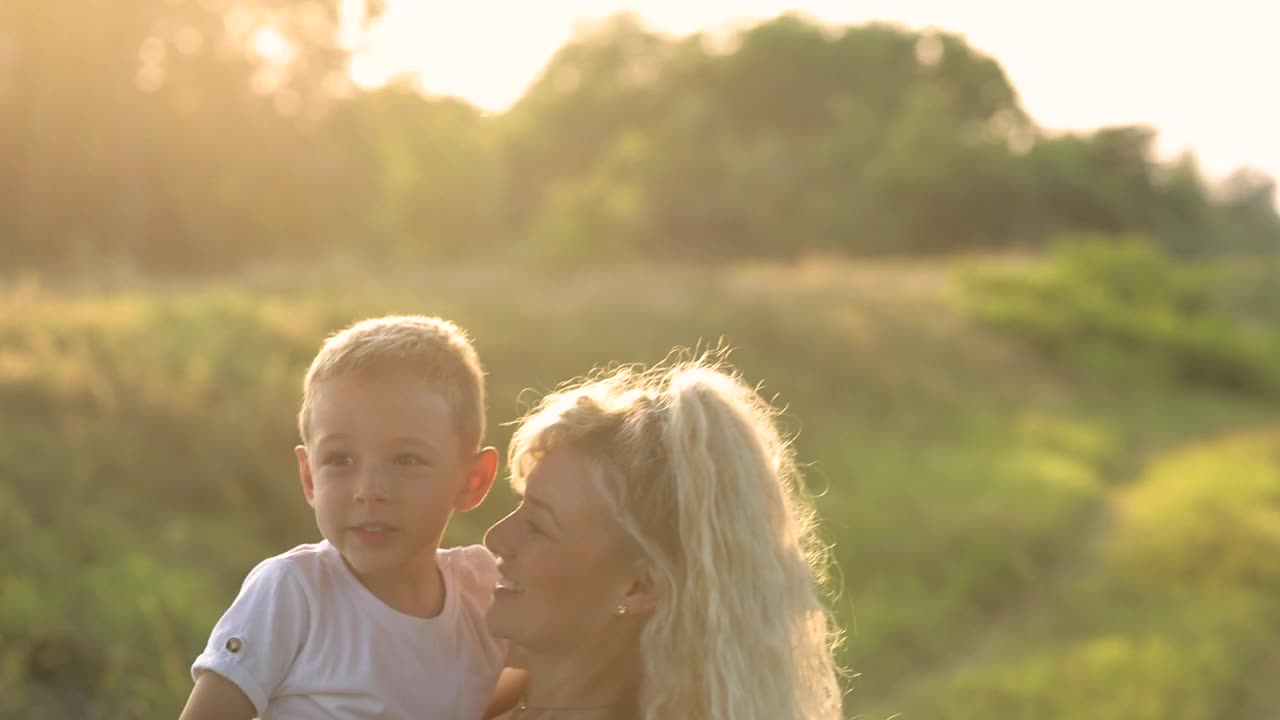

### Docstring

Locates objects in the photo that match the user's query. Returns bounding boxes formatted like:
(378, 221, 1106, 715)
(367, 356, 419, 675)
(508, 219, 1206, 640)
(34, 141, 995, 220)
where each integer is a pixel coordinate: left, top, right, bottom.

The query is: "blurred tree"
(1022, 126, 1157, 239)
(1214, 168, 1280, 252)
(0, 8, 1275, 270)
(499, 12, 676, 237)
(1153, 153, 1217, 255)
(0, 0, 379, 269)
(326, 86, 505, 259)
(514, 15, 1034, 259)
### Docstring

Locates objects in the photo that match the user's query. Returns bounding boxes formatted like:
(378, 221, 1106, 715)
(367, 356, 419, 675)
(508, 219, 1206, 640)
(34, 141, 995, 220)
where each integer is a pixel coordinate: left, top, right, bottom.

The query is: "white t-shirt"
(191, 541, 505, 719)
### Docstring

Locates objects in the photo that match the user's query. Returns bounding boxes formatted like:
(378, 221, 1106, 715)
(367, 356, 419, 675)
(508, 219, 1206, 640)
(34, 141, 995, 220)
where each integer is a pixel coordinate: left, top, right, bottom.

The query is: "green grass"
(0, 258, 1275, 718)
(892, 428, 1280, 720)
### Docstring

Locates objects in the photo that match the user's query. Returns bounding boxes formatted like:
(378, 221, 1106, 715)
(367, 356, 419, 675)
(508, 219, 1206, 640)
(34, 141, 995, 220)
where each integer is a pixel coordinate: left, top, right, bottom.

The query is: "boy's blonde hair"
(298, 316, 486, 453)
(508, 351, 844, 720)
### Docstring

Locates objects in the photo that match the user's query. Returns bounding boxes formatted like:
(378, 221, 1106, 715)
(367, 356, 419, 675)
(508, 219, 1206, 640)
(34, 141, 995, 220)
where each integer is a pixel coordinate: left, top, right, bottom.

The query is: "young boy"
(180, 316, 505, 720)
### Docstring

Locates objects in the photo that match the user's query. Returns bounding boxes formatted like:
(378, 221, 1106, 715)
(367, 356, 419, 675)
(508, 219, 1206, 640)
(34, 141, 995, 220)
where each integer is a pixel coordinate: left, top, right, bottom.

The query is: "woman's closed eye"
(522, 508, 554, 537)
(515, 500, 556, 537)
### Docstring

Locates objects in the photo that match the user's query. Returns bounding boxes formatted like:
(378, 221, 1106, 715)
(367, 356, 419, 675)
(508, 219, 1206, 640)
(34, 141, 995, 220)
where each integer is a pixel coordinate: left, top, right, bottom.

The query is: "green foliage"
(2, 6, 1276, 270)
(1111, 431, 1280, 593)
(958, 234, 1280, 395)
(2, 260, 1276, 717)
(897, 429, 1280, 720)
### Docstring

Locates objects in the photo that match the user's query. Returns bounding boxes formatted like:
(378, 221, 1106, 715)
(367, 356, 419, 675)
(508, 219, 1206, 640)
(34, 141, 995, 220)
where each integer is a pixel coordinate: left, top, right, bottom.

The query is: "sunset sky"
(346, 0, 1279, 183)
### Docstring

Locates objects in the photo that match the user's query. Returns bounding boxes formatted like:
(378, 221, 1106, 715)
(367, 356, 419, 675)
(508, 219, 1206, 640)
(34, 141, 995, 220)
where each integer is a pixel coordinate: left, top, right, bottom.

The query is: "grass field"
(1, 256, 1276, 718)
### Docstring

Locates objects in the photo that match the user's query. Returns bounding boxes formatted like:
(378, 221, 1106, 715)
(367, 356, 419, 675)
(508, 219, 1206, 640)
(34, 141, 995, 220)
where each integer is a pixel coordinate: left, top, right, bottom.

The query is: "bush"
(957, 234, 1280, 395)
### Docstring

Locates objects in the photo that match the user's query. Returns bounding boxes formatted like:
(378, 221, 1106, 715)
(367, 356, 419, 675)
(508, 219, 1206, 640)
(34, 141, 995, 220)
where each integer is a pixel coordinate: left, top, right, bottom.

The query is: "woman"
(482, 353, 844, 719)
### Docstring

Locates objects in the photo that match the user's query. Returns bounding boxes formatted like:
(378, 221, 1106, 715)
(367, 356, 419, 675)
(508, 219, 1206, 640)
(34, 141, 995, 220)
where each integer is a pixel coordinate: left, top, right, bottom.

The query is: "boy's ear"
(455, 446, 499, 512)
(296, 445, 317, 508)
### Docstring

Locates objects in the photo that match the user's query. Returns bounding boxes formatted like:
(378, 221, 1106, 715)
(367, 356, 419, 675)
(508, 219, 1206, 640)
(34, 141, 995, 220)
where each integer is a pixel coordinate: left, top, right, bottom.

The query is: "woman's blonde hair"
(508, 351, 844, 720)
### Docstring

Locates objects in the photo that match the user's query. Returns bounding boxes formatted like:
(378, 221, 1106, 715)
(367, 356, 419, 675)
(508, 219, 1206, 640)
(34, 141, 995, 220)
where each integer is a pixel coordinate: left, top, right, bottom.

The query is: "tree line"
(2, 2, 1276, 271)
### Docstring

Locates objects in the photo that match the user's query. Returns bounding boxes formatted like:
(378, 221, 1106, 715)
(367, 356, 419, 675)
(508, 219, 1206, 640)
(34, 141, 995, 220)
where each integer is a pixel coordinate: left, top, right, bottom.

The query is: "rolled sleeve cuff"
(192, 651, 271, 717)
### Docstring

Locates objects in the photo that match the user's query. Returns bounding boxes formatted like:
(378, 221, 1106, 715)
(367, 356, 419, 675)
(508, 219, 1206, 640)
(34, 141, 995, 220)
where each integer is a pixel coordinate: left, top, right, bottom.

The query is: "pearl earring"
(615, 604, 629, 616)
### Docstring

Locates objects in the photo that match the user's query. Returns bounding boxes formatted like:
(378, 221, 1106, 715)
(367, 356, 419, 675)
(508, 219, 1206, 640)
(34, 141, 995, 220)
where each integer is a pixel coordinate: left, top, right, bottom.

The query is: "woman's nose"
(483, 512, 515, 557)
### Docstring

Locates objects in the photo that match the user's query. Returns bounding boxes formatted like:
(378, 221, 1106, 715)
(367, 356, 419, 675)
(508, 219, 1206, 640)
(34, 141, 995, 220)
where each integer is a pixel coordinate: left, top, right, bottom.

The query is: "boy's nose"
(353, 467, 390, 503)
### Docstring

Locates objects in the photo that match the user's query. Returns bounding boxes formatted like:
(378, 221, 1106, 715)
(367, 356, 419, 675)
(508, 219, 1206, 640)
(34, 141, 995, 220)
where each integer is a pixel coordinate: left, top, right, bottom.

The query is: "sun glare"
(341, 0, 1278, 179)
(349, 53, 390, 89)
(251, 26, 293, 65)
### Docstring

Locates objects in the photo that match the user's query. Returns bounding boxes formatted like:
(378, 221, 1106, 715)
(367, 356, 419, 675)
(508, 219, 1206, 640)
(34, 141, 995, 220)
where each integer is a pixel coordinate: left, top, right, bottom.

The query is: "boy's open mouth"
(351, 522, 396, 532)
(350, 522, 398, 544)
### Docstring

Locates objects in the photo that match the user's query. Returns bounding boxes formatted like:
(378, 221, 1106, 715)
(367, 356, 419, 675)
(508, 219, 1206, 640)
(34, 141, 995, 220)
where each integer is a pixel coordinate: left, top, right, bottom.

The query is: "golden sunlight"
(348, 0, 1279, 181)
(251, 26, 293, 65)
(349, 53, 390, 89)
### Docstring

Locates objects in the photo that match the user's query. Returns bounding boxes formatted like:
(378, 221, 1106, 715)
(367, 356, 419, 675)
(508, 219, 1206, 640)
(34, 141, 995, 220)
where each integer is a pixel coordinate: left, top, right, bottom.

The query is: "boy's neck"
(342, 548, 446, 618)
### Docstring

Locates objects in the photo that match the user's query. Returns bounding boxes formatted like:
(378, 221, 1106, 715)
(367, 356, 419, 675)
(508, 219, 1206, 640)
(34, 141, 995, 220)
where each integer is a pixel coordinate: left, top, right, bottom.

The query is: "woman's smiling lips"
(494, 568, 525, 595)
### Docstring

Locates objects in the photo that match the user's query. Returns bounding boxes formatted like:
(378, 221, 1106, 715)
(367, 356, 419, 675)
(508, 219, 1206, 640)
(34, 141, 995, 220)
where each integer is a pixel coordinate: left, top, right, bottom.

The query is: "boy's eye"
(525, 517, 547, 536)
(395, 453, 429, 467)
(322, 453, 353, 467)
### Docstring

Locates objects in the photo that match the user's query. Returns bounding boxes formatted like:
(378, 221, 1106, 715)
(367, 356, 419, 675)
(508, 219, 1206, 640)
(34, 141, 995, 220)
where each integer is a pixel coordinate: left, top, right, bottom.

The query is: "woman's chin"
(485, 601, 519, 639)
